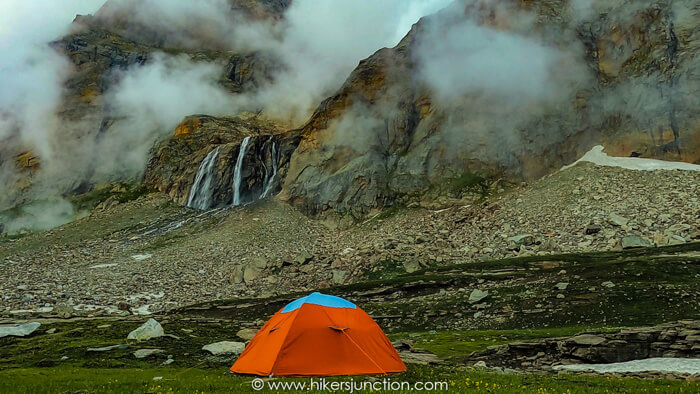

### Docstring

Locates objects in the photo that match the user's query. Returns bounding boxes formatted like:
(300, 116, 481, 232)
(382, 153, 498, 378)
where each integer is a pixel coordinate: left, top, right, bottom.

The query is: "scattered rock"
(54, 302, 74, 318)
(585, 225, 601, 235)
(555, 282, 569, 290)
(87, 344, 128, 352)
(236, 328, 257, 341)
(608, 213, 629, 227)
(127, 318, 164, 341)
(0, 322, 41, 338)
(243, 265, 261, 284)
(602, 281, 615, 288)
(621, 235, 651, 249)
(294, 252, 313, 265)
(402, 260, 421, 273)
(507, 234, 535, 249)
(251, 256, 268, 269)
(133, 349, 164, 359)
(202, 341, 245, 356)
(332, 270, 347, 284)
(469, 289, 489, 303)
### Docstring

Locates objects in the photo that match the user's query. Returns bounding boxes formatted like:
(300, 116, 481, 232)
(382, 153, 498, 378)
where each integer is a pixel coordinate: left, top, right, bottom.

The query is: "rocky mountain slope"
(281, 0, 700, 215)
(1, 161, 697, 317)
(0, 0, 288, 212)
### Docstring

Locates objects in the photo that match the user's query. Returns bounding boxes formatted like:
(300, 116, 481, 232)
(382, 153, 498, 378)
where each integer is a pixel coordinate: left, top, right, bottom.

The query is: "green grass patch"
(0, 365, 696, 393)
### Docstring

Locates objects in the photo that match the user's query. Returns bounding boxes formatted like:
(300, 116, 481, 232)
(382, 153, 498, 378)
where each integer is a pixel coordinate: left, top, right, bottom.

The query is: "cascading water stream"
(186, 146, 221, 210)
(232, 136, 251, 206)
(260, 140, 278, 199)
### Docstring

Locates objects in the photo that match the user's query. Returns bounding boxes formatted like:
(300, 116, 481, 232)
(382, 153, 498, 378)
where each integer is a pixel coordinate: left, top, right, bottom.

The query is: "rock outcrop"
(0, 0, 286, 212)
(468, 320, 700, 371)
(144, 115, 300, 207)
(281, 0, 700, 216)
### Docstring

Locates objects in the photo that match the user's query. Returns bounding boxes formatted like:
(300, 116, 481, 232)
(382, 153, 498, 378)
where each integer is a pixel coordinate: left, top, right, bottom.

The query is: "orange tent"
(230, 292, 406, 376)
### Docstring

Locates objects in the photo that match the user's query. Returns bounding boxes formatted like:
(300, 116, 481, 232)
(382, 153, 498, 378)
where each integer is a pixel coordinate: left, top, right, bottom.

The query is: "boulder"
(608, 213, 629, 227)
(134, 349, 164, 359)
(243, 265, 262, 284)
(127, 318, 164, 341)
(236, 328, 257, 341)
(202, 341, 245, 356)
(0, 322, 41, 338)
(621, 235, 651, 249)
(402, 260, 421, 273)
(230, 265, 244, 285)
(469, 289, 489, 303)
(507, 234, 535, 249)
(332, 270, 348, 284)
(251, 256, 268, 269)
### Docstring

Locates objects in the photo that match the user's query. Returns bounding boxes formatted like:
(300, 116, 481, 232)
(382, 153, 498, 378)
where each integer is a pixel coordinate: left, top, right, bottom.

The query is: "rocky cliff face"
(0, 0, 287, 211)
(280, 0, 699, 216)
(144, 114, 299, 207)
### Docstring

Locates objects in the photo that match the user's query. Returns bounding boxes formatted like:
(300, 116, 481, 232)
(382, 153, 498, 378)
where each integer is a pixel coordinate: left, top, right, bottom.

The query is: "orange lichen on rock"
(174, 117, 202, 137)
(15, 151, 40, 172)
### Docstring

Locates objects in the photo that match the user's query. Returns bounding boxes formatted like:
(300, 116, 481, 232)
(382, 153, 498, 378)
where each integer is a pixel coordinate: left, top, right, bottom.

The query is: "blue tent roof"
(281, 292, 356, 313)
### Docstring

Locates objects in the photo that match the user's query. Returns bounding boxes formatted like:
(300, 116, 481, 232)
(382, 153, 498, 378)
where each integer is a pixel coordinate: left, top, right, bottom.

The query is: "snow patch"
(562, 145, 700, 172)
(554, 357, 700, 375)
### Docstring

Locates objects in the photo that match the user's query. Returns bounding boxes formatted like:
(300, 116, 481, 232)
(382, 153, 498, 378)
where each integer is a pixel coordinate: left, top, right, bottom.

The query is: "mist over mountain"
(0, 0, 698, 231)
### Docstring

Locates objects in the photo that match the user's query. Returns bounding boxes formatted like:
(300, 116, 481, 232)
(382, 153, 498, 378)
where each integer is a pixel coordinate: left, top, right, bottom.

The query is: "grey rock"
(469, 289, 489, 303)
(54, 302, 74, 318)
(202, 341, 245, 356)
(507, 234, 535, 249)
(230, 265, 244, 285)
(294, 252, 313, 265)
(402, 260, 421, 273)
(251, 256, 268, 269)
(555, 282, 569, 290)
(243, 265, 262, 284)
(127, 318, 164, 341)
(332, 270, 348, 284)
(237, 328, 257, 341)
(87, 344, 128, 352)
(134, 349, 164, 359)
(0, 322, 41, 338)
(621, 235, 651, 249)
(608, 213, 629, 227)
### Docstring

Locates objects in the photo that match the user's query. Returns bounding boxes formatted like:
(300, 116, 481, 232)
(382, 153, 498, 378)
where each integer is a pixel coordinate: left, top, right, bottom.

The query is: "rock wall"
(281, 0, 700, 216)
(144, 115, 300, 207)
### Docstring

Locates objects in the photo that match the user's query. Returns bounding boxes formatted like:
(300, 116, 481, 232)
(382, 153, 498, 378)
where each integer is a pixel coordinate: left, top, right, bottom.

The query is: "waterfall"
(232, 136, 251, 206)
(260, 140, 279, 199)
(186, 146, 221, 210)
